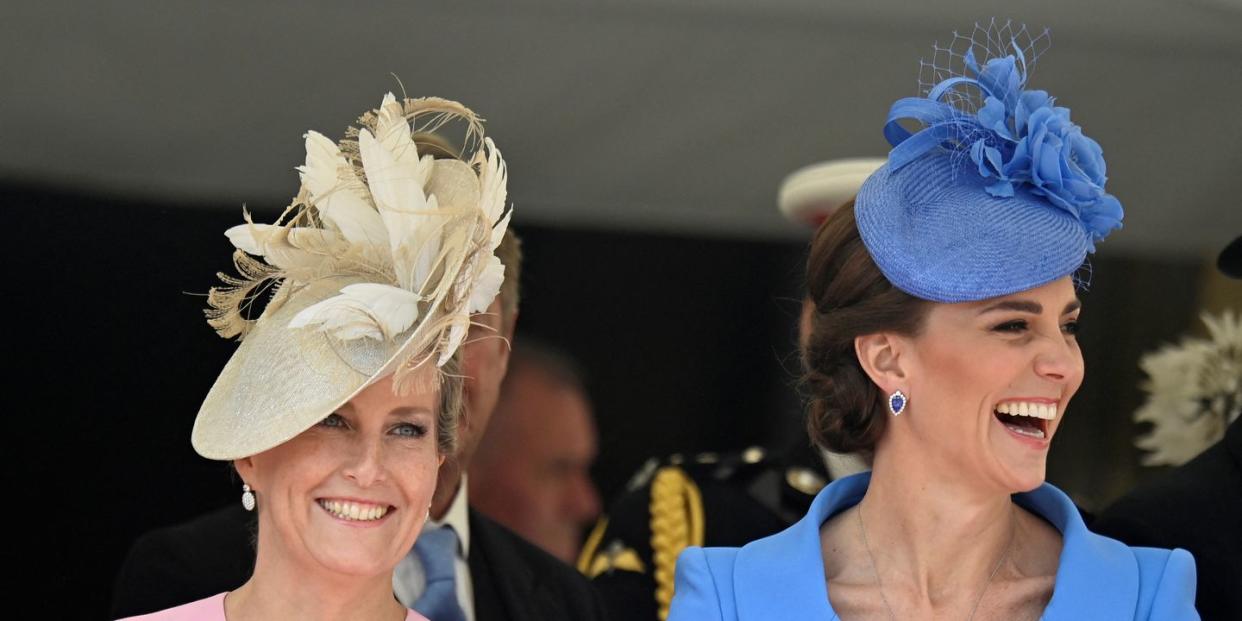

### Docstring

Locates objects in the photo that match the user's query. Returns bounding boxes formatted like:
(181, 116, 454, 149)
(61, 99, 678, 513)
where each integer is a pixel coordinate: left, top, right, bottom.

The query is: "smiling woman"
(117, 92, 510, 621)
(669, 20, 1199, 621)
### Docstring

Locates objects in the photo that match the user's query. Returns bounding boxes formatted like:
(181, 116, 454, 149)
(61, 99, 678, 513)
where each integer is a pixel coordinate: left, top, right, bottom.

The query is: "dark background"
(10, 183, 1216, 618)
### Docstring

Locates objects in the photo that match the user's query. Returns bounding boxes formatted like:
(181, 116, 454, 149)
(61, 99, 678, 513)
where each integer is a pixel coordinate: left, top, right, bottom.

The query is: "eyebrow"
(977, 299, 1082, 315)
(389, 407, 433, 420)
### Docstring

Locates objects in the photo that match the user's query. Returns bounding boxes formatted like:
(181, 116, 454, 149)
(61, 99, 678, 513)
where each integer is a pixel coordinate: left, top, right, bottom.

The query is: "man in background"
(470, 341, 602, 564)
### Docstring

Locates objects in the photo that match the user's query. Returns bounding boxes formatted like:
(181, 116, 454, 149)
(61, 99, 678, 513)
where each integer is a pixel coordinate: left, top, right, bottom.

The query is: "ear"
(854, 332, 909, 394)
(233, 457, 257, 489)
(502, 309, 519, 341)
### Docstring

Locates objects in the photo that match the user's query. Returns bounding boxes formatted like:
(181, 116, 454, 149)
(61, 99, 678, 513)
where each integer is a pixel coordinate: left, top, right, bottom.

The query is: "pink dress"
(116, 592, 430, 620)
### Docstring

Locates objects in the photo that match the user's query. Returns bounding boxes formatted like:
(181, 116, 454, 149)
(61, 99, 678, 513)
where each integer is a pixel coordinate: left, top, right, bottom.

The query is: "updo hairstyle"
(801, 201, 931, 455)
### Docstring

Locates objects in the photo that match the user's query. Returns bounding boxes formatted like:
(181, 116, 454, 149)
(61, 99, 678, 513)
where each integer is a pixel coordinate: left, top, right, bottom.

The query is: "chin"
(999, 458, 1048, 493)
(309, 546, 396, 577)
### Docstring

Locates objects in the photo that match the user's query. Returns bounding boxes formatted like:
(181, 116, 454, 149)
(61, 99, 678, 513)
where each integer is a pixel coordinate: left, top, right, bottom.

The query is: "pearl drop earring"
(241, 484, 256, 512)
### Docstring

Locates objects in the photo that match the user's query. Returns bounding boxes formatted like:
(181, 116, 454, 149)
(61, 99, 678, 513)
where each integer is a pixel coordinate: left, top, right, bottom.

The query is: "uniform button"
(742, 446, 766, 464)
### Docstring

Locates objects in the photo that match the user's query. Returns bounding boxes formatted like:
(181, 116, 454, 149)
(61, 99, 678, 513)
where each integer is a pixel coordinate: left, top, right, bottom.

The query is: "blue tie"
(412, 526, 467, 621)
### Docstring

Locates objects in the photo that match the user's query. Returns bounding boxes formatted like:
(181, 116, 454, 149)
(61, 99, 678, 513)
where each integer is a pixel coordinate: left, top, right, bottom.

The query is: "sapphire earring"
(888, 390, 908, 416)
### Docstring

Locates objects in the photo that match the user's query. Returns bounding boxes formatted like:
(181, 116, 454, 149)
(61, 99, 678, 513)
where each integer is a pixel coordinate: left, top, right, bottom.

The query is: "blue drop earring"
(888, 390, 908, 416)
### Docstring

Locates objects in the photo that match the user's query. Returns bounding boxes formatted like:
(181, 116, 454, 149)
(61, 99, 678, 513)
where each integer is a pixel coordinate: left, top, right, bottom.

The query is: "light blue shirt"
(669, 472, 1198, 620)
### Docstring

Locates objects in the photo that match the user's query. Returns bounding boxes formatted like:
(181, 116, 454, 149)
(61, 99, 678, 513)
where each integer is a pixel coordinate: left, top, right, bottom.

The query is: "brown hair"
(801, 201, 931, 454)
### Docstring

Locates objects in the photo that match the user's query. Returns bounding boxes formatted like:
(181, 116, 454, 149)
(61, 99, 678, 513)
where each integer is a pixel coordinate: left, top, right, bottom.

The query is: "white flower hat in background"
(1134, 310, 1241, 466)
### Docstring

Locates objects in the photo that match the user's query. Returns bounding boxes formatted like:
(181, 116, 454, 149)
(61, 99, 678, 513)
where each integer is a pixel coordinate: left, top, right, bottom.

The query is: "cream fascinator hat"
(192, 93, 510, 460)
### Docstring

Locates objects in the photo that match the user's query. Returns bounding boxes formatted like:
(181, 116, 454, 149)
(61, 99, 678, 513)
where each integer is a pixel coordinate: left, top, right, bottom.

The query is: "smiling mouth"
(993, 401, 1056, 440)
(316, 499, 394, 522)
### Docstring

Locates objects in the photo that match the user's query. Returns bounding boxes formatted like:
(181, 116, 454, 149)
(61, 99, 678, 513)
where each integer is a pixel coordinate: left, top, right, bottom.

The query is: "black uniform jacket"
(1091, 419, 1242, 621)
(111, 502, 607, 621)
(580, 440, 836, 621)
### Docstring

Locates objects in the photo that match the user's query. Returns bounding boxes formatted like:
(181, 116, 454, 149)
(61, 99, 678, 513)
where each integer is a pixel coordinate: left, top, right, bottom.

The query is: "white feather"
(468, 254, 506, 314)
(476, 139, 508, 221)
(298, 131, 388, 247)
(358, 128, 442, 292)
(289, 283, 422, 341)
(374, 93, 427, 170)
(299, 131, 345, 199)
(439, 322, 468, 367)
(226, 222, 344, 274)
(224, 222, 270, 255)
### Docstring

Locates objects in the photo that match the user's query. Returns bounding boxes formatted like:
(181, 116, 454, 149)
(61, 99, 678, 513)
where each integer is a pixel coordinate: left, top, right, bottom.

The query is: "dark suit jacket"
(1091, 419, 1241, 621)
(111, 503, 606, 621)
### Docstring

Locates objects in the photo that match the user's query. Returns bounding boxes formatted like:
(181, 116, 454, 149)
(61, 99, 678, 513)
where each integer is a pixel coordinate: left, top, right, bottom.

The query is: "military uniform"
(578, 441, 864, 621)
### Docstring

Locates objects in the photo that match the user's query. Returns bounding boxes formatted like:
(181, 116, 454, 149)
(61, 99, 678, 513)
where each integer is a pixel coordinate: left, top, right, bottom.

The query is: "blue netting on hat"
(917, 19, 1051, 118)
(913, 20, 1051, 175)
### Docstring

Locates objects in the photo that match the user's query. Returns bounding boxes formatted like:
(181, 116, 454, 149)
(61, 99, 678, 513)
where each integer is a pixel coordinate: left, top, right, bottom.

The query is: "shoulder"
(1017, 483, 1200, 619)
(468, 509, 604, 615)
(128, 504, 254, 562)
(1131, 547, 1200, 621)
(114, 592, 227, 621)
(667, 546, 741, 621)
(1093, 439, 1240, 547)
(112, 505, 255, 618)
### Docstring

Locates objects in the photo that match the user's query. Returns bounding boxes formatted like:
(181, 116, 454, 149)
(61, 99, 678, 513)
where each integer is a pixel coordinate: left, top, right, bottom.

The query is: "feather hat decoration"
(1133, 310, 1241, 466)
(193, 93, 510, 460)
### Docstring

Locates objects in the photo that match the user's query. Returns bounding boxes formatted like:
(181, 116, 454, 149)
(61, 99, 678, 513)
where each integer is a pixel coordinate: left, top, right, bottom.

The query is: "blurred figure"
(470, 341, 602, 563)
(1091, 235, 1242, 620)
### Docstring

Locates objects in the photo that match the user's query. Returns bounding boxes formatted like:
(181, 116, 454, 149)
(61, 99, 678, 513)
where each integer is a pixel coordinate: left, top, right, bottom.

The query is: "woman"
(121, 92, 512, 620)
(669, 24, 1199, 621)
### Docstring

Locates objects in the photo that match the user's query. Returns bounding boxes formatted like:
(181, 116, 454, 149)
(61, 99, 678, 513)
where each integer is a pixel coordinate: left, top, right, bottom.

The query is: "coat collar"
(732, 472, 1140, 620)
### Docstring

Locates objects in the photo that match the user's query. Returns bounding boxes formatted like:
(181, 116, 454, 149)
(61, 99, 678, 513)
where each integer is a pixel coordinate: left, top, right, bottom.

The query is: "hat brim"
(778, 158, 886, 228)
(191, 277, 432, 460)
(1218, 236, 1242, 279)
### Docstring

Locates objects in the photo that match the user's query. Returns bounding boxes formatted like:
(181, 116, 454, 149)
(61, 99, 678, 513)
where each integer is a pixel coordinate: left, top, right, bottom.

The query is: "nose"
(565, 471, 601, 522)
(342, 436, 386, 487)
(1033, 332, 1083, 384)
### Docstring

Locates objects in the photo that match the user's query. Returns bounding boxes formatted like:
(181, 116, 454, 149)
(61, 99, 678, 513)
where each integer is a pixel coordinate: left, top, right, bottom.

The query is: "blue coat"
(669, 473, 1198, 620)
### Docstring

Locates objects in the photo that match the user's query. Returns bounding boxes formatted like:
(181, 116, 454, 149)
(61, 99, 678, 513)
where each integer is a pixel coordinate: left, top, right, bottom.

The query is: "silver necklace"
(855, 503, 1016, 621)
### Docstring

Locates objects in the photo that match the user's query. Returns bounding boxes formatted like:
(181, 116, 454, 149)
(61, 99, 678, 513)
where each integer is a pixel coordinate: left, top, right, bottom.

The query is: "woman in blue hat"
(669, 22, 1198, 621)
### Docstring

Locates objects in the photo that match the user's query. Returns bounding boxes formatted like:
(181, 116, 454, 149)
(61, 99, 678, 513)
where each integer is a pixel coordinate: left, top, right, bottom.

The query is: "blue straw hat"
(856, 22, 1124, 303)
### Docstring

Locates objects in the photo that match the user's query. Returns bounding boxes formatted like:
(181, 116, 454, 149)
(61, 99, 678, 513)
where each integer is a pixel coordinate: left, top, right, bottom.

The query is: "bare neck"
(226, 526, 406, 621)
(856, 445, 1017, 603)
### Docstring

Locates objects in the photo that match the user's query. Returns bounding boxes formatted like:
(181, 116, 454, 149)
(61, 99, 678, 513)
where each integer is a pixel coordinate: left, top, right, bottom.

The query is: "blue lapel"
(732, 473, 869, 620)
(729, 472, 1142, 621)
(1014, 485, 1140, 620)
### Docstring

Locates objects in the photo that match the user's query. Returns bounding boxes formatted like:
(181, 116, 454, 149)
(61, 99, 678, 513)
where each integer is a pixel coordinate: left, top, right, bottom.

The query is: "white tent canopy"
(3, 0, 1240, 256)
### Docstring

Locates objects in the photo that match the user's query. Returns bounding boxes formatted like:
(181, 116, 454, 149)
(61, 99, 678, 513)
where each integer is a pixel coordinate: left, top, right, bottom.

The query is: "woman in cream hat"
(121, 93, 512, 621)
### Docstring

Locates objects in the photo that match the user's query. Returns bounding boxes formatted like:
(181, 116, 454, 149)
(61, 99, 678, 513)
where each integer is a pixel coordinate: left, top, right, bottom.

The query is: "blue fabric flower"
(882, 45, 1123, 247)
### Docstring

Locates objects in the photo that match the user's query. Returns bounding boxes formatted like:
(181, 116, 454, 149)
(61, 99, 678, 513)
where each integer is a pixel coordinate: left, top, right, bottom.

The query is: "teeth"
(996, 401, 1056, 420)
(318, 500, 390, 521)
(1002, 421, 1047, 439)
